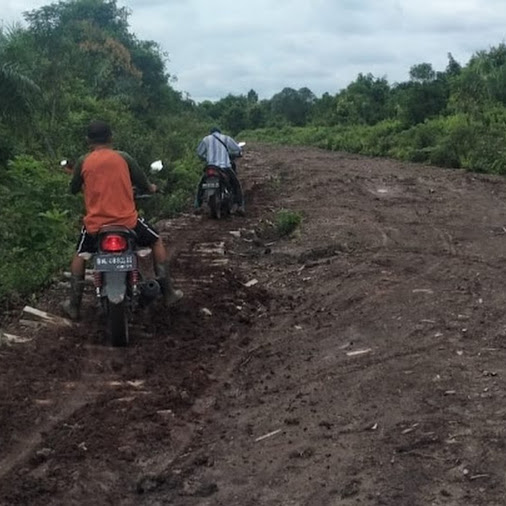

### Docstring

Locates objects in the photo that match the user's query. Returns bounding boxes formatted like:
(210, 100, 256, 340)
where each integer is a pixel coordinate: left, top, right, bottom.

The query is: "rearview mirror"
(150, 160, 163, 172)
(238, 142, 246, 148)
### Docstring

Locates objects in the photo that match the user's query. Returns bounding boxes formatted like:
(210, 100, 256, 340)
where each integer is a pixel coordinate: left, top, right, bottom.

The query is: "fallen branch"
(22, 306, 72, 327)
(0, 330, 32, 345)
(346, 348, 372, 357)
(255, 429, 282, 442)
(63, 272, 94, 284)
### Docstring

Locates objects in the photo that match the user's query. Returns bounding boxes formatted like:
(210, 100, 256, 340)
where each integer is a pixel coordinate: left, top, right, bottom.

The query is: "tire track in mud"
(0, 226, 232, 472)
(0, 380, 90, 481)
(0, 340, 130, 481)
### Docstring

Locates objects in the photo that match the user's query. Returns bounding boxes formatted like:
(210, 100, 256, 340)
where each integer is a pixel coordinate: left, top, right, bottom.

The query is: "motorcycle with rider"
(194, 127, 245, 218)
(61, 120, 183, 346)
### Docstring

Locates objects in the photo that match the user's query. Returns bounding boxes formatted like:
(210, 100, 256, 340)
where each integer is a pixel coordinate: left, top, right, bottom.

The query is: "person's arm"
(226, 136, 242, 158)
(118, 151, 153, 194)
(69, 157, 85, 194)
(196, 138, 208, 161)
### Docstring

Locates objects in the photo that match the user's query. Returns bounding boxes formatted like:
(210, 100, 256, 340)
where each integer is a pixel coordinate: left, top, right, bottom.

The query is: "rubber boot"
(155, 263, 183, 307)
(61, 274, 84, 320)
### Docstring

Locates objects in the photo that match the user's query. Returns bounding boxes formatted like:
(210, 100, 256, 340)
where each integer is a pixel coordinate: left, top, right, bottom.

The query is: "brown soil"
(2, 143, 506, 505)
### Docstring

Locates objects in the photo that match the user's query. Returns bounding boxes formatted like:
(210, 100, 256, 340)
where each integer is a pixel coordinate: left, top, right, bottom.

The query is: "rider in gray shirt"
(195, 127, 245, 215)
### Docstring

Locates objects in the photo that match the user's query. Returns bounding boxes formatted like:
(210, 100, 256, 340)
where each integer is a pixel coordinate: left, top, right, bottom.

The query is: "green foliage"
(409, 63, 436, 82)
(270, 87, 315, 126)
(275, 209, 302, 237)
(0, 0, 203, 304)
(0, 156, 80, 301)
(334, 73, 391, 126)
(393, 76, 450, 127)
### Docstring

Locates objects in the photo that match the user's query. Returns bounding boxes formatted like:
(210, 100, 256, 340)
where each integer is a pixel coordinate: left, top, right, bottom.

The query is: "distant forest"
(2, 0, 506, 302)
(207, 50, 506, 174)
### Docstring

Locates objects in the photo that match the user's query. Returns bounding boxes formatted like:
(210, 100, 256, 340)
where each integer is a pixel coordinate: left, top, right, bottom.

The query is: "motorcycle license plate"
(202, 182, 219, 189)
(94, 253, 136, 271)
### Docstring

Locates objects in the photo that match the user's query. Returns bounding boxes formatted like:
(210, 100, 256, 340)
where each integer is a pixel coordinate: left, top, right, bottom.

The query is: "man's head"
(87, 120, 112, 145)
(209, 126, 221, 134)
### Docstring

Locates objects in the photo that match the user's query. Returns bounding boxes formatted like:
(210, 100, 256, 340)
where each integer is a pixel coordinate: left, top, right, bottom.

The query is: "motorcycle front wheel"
(107, 300, 129, 347)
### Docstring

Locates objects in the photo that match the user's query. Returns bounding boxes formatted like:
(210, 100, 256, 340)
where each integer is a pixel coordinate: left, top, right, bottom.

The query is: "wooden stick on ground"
(22, 306, 73, 327)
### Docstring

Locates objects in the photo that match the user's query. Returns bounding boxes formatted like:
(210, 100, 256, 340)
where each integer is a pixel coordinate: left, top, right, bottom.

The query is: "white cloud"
(2, 0, 506, 101)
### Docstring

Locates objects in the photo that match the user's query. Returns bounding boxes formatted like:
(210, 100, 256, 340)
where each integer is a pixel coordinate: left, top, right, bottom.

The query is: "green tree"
(392, 63, 449, 126)
(409, 62, 436, 82)
(270, 87, 315, 126)
(334, 73, 391, 126)
(248, 102, 267, 129)
(446, 53, 462, 77)
(247, 89, 258, 104)
(311, 92, 338, 126)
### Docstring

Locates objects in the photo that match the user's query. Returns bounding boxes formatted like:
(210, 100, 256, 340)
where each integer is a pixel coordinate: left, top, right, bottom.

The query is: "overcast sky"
(2, 0, 506, 102)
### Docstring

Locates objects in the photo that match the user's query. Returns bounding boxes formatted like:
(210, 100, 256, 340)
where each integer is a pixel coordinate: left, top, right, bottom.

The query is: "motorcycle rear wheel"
(107, 301, 129, 347)
(209, 193, 222, 219)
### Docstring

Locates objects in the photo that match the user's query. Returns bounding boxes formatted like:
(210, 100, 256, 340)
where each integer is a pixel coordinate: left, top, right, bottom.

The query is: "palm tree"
(0, 25, 56, 158)
(0, 61, 41, 123)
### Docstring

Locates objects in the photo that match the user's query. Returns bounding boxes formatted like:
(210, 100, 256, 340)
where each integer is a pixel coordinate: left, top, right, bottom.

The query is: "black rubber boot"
(155, 263, 183, 307)
(61, 274, 84, 320)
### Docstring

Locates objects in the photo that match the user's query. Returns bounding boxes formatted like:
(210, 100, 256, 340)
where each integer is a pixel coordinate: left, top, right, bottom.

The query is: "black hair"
(87, 120, 112, 144)
(209, 126, 221, 134)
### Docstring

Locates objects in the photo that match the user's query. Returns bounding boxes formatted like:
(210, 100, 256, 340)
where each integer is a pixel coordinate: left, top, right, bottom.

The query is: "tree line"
(202, 46, 506, 174)
(202, 59, 459, 133)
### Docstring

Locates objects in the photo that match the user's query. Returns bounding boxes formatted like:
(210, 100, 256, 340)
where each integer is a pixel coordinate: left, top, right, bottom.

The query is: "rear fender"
(102, 271, 128, 304)
(204, 188, 217, 198)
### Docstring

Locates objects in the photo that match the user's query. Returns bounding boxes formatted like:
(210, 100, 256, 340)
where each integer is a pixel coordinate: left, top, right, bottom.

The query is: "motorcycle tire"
(107, 300, 129, 347)
(209, 193, 222, 219)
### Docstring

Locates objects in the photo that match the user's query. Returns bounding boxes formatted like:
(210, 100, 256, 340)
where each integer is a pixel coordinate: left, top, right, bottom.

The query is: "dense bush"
(241, 110, 506, 175)
(0, 157, 80, 301)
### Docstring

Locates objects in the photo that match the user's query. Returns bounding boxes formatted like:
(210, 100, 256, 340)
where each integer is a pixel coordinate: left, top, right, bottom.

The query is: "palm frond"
(0, 62, 42, 120)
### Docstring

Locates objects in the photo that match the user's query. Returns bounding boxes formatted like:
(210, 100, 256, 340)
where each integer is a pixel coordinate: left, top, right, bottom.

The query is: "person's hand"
(149, 183, 157, 193)
(60, 161, 73, 174)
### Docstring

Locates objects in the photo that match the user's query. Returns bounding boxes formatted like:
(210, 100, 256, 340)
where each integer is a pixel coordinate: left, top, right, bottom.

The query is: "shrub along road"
(1, 144, 506, 505)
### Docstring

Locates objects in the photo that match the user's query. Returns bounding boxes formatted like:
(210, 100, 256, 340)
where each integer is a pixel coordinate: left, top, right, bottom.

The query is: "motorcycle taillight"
(101, 234, 127, 252)
(206, 168, 219, 177)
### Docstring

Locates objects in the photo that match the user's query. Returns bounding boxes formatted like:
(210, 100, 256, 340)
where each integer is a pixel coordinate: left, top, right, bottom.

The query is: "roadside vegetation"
(275, 209, 302, 238)
(2, 0, 506, 303)
(208, 51, 506, 175)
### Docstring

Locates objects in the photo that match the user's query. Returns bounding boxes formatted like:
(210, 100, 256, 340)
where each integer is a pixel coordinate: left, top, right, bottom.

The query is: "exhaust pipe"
(141, 279, 161, 300)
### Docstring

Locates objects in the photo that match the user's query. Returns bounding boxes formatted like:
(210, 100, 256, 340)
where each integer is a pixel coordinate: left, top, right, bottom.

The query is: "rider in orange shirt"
(62, 120, 182, 320)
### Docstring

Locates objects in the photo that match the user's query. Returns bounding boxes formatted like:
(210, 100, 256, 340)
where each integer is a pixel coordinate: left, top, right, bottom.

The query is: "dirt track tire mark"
(0, 343, 117, 480)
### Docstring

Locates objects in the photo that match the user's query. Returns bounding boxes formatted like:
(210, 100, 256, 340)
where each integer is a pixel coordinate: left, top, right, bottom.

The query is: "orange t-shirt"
(80, 149, 138, 233)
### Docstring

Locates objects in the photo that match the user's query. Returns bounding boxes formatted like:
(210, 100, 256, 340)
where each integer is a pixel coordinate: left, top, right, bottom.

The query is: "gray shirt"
(196, 133, 242, 169)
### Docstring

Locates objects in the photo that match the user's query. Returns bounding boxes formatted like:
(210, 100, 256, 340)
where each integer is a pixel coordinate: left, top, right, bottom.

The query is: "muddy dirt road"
(2, 144, 506, 505)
